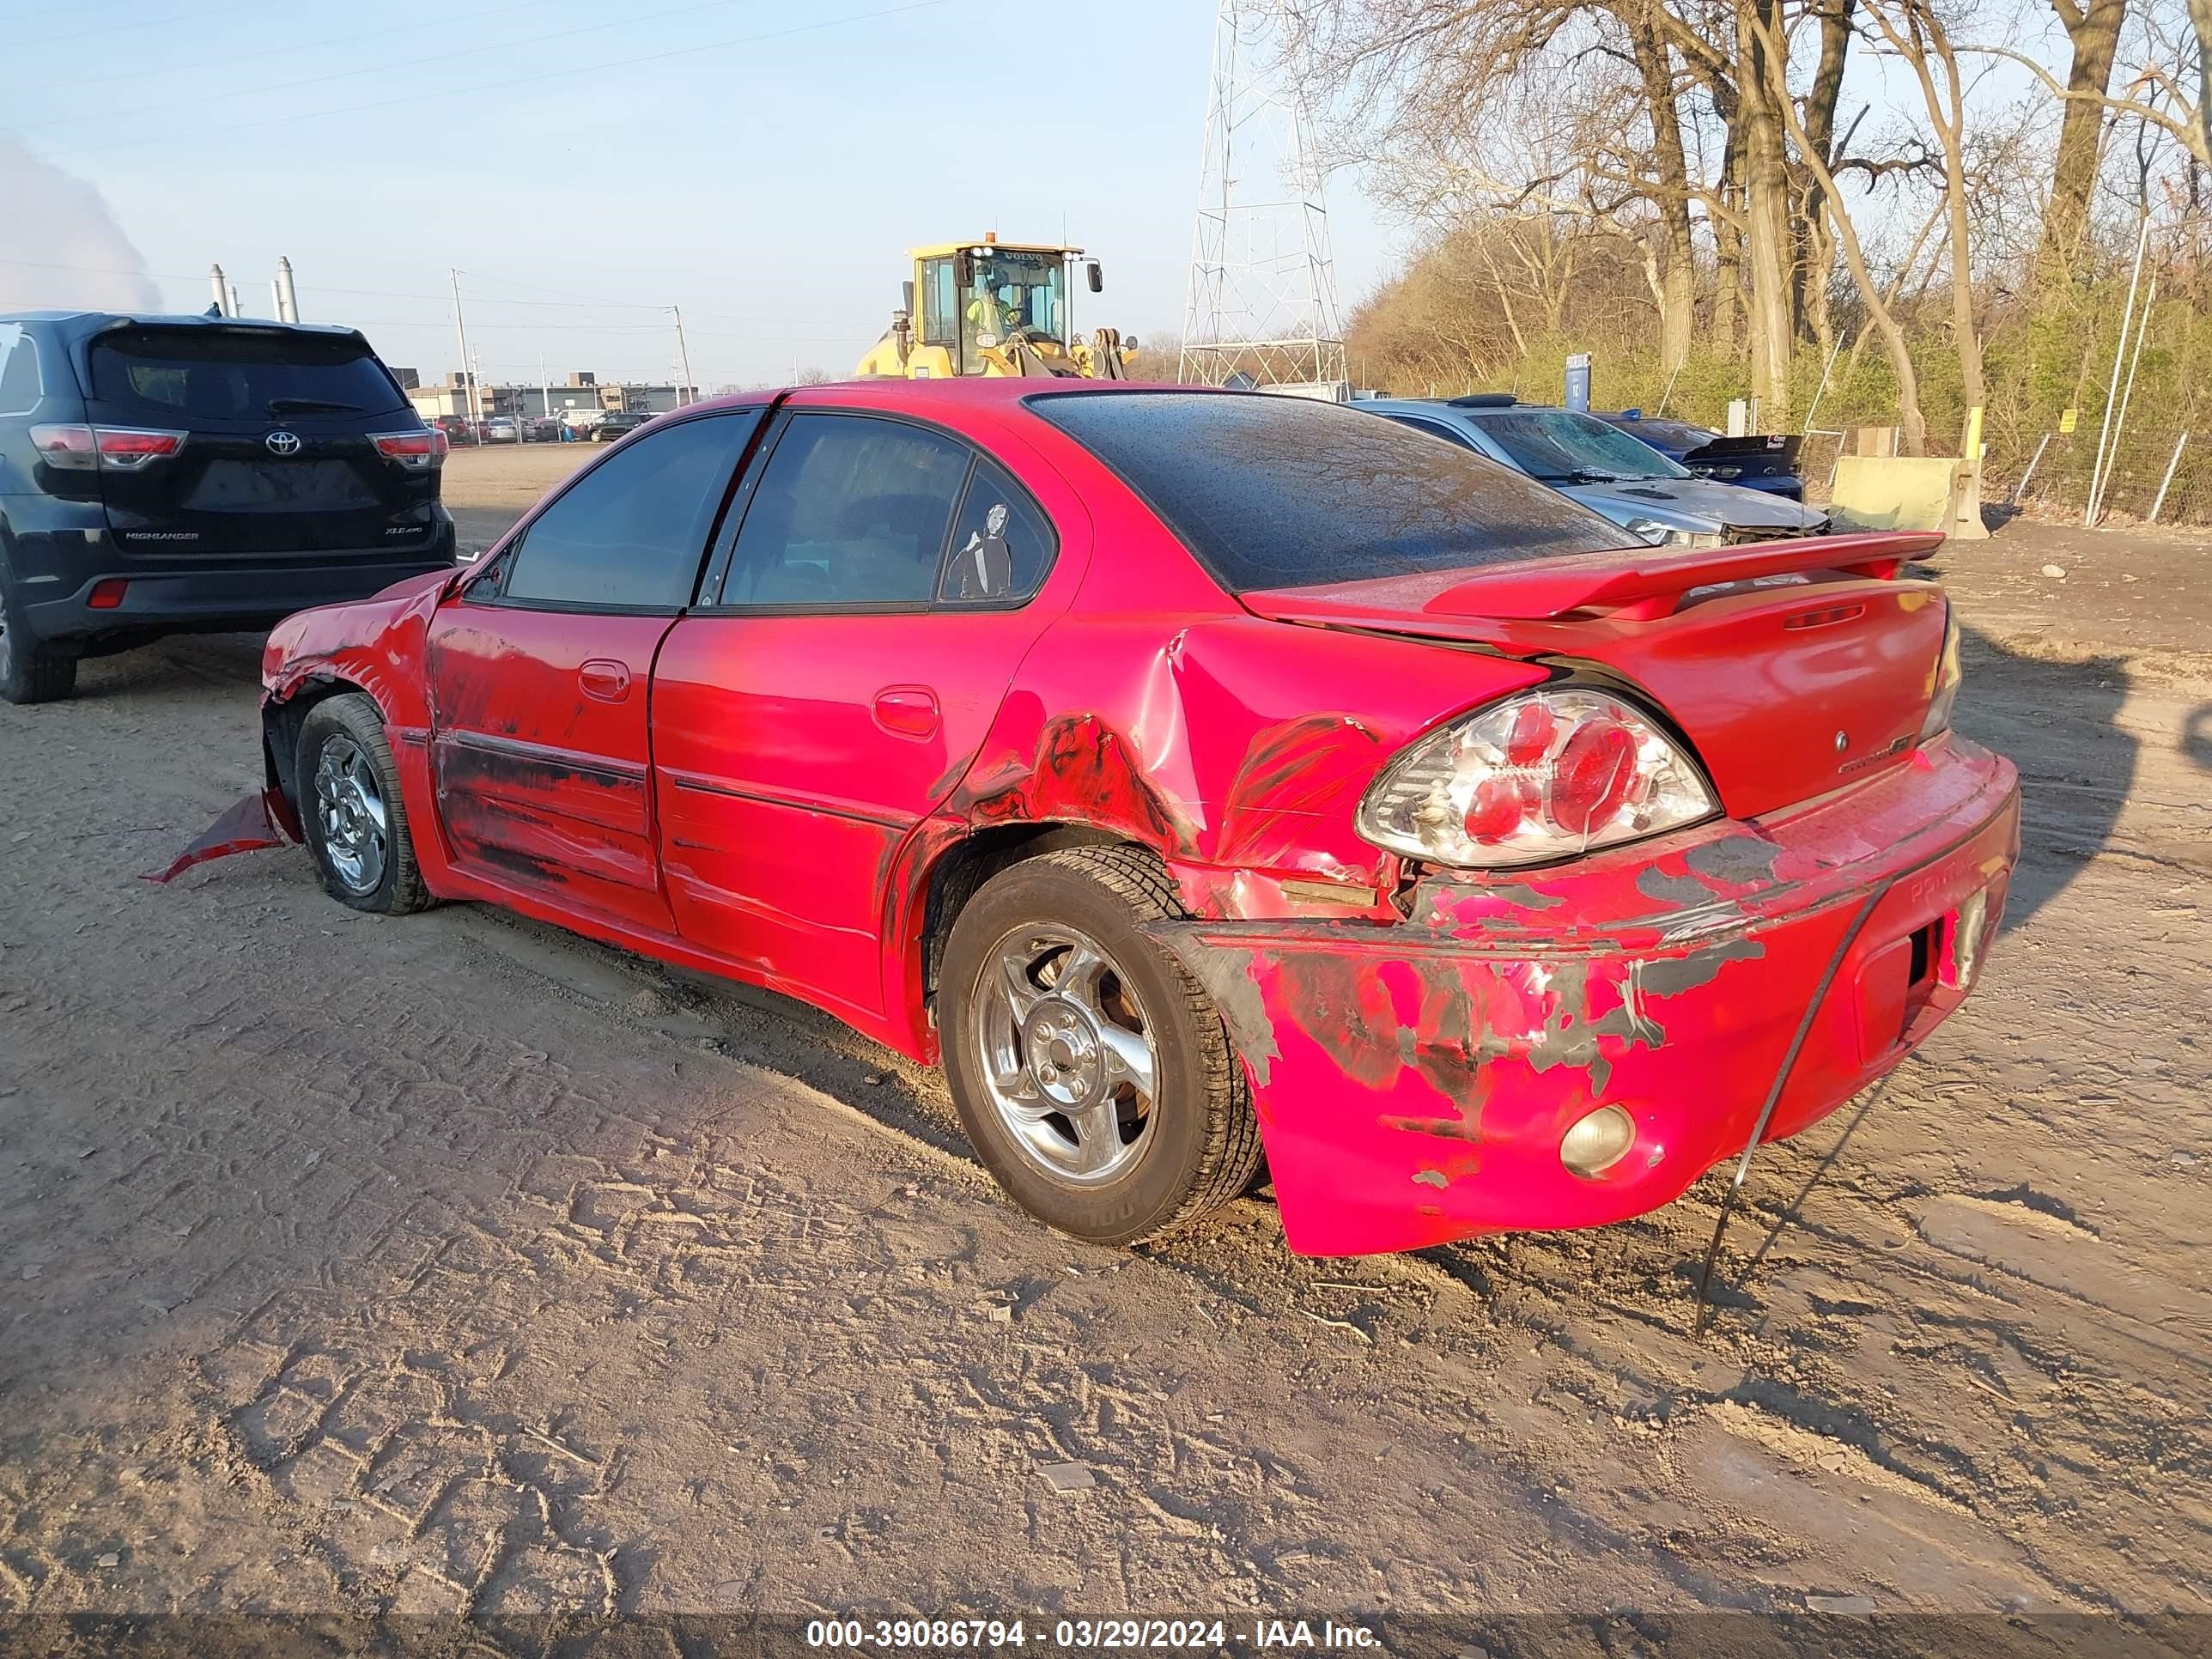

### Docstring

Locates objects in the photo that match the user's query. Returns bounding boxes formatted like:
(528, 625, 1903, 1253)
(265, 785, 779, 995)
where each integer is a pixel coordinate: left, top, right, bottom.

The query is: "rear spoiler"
(1681, 433, 1801, 469)
(1420, 531, 1941, 622)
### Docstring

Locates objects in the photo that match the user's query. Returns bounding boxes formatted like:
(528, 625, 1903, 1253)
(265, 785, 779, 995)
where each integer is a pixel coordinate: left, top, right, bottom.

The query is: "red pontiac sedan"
(230, 380, 2017, 1257)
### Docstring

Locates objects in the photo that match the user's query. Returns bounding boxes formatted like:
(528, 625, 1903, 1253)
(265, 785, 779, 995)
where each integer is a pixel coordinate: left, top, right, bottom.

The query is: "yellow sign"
(2059, 407, 2078, 434)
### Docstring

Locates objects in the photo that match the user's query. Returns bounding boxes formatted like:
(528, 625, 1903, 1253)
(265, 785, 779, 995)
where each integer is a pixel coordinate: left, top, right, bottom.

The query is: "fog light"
(1560, 1104, 1636, 1178)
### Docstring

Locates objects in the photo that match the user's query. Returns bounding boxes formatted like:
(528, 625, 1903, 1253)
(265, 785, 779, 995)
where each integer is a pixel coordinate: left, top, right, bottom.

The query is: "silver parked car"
(1358, 395, 1829, 546)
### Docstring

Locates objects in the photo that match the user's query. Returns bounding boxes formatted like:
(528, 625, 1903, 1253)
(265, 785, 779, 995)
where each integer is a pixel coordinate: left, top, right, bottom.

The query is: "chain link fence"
(1798, 429, 1846, 506)
(1988, 427, 2208, 526)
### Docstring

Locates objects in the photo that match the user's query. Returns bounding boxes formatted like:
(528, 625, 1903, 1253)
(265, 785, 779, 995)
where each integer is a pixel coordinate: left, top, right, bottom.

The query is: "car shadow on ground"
(1951, 622, 2132, 936)
(69, 632, 267, 702)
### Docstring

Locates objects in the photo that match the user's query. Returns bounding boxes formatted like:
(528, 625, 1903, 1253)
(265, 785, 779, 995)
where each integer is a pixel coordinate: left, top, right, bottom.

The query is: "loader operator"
(965, 286, 1024, 343)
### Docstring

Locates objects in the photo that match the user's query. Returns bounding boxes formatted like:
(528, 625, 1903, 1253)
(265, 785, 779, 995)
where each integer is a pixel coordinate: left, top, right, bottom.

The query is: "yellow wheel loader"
(855, 234, 1137, 380)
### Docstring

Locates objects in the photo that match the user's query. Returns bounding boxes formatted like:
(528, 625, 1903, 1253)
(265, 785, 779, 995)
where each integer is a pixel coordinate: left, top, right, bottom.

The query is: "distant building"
(405, 368, 698, 424)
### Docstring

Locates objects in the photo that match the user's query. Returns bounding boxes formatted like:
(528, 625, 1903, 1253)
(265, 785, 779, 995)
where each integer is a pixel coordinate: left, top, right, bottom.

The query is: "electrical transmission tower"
(1178, 0, 1347, 389)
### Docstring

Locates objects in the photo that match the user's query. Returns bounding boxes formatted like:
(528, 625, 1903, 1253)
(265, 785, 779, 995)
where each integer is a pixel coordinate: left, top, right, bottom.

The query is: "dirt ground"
(0, 441, 2206, 1648)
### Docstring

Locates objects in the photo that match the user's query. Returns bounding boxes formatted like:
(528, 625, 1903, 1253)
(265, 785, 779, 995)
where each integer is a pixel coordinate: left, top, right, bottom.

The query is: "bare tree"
(1861, 0, 1986, 434)
(2039, 0, 2132, 278)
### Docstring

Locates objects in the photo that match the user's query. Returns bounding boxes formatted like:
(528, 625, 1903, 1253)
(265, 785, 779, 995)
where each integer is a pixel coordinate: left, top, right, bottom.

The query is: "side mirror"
(902, 279, 915, 314)
(1123, 336, 1139, 351)
(1086, 261, 1103, 293)
(955, 251, 975, 290)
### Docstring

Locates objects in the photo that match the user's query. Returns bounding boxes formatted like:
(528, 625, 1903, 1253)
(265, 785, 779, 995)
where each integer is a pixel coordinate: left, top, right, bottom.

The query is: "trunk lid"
(83, 325, 441, 558)
(1241, 531, 1950, 819)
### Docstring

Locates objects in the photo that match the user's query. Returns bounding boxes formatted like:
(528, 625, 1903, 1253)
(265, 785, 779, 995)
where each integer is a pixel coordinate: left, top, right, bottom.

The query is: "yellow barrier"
(1826, 455, 1989, 540)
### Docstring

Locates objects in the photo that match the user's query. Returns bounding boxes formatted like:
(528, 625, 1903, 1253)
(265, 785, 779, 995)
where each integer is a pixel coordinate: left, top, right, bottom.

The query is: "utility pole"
(539, 355, 550, 418)
(209, 264, 230, 315)
(450, 269, 481, 426)
(671, 307, 695, 406)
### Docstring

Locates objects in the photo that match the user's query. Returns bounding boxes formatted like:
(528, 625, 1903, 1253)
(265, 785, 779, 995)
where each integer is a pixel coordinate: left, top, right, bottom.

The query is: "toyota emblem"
(265, 430, 302, 457)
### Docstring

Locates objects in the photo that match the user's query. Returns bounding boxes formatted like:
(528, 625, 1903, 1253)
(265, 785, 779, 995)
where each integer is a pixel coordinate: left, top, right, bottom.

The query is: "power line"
(0, 257, 853, 338)
(13, 0, 280, 51)
(44, 0, 955, 157)
(15, 0, 550, 99)
(15, 0, 769, 134)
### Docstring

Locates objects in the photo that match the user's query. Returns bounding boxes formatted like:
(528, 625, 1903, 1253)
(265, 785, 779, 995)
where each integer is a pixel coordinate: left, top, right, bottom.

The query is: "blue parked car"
(1594, 410, 1807, 501)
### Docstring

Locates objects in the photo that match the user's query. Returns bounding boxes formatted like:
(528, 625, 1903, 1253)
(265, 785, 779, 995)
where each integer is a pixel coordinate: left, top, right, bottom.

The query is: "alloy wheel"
(312, 735, 388, 895)
(975, 924, 1161, 1186)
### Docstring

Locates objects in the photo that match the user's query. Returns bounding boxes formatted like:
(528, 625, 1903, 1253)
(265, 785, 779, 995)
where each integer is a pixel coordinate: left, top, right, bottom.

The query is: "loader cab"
(858, 236, 1116, 381)
(916, 242, 1072, 374)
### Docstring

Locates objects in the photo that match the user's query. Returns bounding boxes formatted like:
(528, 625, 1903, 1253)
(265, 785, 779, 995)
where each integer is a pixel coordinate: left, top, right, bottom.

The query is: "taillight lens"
(1919, 602, 1961, 741)
(30, 424, 185, 471)
(1357, 688, 1717, 869)
(29, 423, 98, 469)
(370, 429, 447, 469)
(94, 427, 186, 469)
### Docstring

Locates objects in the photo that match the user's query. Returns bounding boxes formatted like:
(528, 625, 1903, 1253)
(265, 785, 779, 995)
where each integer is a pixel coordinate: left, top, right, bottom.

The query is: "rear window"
(1027, 391, 1629, 593)
(89, 328, 408, 421)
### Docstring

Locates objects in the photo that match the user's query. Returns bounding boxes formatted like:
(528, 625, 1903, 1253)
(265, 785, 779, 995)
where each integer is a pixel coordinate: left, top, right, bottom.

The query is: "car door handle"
(872, 685, 939, 738)
(579, 659, 633, 702)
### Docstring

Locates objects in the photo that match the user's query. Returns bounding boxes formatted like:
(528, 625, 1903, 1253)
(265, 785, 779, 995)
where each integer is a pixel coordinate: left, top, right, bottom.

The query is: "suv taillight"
(370, 429, 447, 469)
(1357, 688, 1717, 869)
(30, 423, 186, 471)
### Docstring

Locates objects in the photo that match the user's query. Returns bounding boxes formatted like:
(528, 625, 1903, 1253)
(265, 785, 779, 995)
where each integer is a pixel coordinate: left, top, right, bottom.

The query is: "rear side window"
(939, 458, 1054, 605)
(0, 327, 42, 413)
(88, 328, 409, 420)
(1028, 391, 1629, 593)
(722, 414, 972, 607)
(501, 410, 757, 610)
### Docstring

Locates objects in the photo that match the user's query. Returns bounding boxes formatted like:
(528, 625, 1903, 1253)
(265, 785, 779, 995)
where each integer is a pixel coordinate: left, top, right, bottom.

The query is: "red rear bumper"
(1153, 735, 2020, 1256)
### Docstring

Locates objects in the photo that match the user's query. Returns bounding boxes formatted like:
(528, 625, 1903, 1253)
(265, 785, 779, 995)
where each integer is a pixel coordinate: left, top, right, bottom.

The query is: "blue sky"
(1, 0, 1396, 387)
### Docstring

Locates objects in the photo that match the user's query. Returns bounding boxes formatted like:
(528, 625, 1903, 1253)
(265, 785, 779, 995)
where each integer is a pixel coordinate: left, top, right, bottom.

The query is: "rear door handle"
(579, 659, 633, 702)
(872, 685, 939, 738)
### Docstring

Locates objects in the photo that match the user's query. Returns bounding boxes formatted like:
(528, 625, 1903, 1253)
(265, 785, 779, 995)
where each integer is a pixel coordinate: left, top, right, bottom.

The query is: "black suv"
(0, 311, 458, 703)
(592, 408, 652, 441)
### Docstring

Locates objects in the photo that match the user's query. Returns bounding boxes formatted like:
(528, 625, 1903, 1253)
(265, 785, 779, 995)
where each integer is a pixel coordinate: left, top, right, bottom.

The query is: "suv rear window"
(1027, 391, 1628, 592)
(88, 328, 408, 421)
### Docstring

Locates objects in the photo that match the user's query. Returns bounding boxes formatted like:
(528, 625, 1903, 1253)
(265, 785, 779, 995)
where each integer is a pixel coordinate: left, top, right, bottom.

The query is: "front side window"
(0, 327, 41, 413)
(1382, 414, 1476, 452)
(500, 410, 757, 609)
(1468, 410, 1692, 483)
(938, 458, 1054, 605)
(721, 414, 972, 608)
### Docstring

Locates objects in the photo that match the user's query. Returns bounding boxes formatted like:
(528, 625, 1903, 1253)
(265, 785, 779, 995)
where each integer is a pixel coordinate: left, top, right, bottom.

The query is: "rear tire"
(295, 693, 434, 915)
(939, 846, 1262, 1246)
(0, 568, 78, 704)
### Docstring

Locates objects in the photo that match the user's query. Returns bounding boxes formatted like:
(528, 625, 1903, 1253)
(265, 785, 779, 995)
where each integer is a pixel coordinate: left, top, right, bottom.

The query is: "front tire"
(939, 846, 1262, 1246)
(295, 693, 433, 915)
